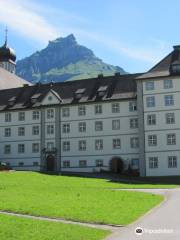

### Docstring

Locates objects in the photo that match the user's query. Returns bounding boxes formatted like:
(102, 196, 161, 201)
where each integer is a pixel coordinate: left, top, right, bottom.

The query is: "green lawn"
(0, 172, 164, 225)
(0, 214, 109, 240)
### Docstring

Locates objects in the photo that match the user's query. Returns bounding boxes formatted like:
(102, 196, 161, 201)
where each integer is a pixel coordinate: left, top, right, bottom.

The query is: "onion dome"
(0, 28, 16, 62)
(0, 41, 16, 62)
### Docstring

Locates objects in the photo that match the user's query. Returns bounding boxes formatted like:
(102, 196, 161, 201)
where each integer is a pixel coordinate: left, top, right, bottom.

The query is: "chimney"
(173, 45, 180, 51)
(114, 72, 121, 77)
(98, 74, 103, 79)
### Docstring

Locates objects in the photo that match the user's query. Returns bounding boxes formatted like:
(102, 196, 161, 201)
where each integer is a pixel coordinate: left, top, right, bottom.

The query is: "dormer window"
(170, 64, 180, 75)
(8, 96, 16, 106)
(97, 86, 108, 97)
(31, 93, 41, 104)
(75, 88, 85, 99)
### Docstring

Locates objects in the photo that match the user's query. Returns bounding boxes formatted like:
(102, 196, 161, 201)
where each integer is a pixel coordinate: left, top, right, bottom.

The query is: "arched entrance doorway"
(46, 155, 55, 171)
(110, 156, 124, 173)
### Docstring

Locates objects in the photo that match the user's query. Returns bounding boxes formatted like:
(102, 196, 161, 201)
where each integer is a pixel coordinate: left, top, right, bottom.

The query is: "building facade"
(0, 74, 141, 174)
(0, 42, 180, 176)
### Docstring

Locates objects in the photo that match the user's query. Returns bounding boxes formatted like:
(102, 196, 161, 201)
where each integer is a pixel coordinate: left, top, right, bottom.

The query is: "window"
(62, 108, 70, 117)
(112, 103, 120, 113)
(18, 144, 25, 153)
(131, 159, 139, 169)
(4, 145, 11, 154)
(145, 81, 154, 90)
(164, 95, 174, 106)
(32, 126, 40, 135)
(112, 119, 120, 130)
(149, 157, 158, 169)
(47, 142, 54, 151)
(97, 86, 107, 97)
(95, 139, 103, 150)
(130, 118, 138, 129)
(18, 162, 24, 166)
(113, 139, 121, 149)
(4, 128, 11, 137)
(33, 162, 39, 166)
(130, 137, 139, 148)
(32, 111, 40, 120)
(171, 64, 180, 74)
(147, 114, 156, 125)
(96, 159, 103, 167)
(75, 88, 85, 99)
(63, 161, 70, 168)
(95, 121, 103, 131)
(164, 79, 173, 89)
(129, 101, 137, 112)
(95, 104, 102, 114)
(168, 156, 177, 168)
(47, 109, 54, 119)
(18, 112, 25, 121)
(63, 141, 70, 151)
(167, 134, 176, 145)
(79, 122, 86, 132)
(47, 125, 54, 135)
(146, 96, 155, 107)
(62, 123, 70, 133)
(79, 160, 87, 167)
(48, 96, 53, 101)
(5, 113, 11, 122)
(32, 143, 39, 153)
(18, 127, 25, 136)
(166, 113, 175, 124)
(148, 135, 157, 146)
(78, 106, 86, 116)
(79, 140, 86, 151)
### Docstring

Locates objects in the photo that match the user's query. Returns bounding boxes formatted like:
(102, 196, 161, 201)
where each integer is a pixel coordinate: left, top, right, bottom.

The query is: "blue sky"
(0, 0, 179, 73)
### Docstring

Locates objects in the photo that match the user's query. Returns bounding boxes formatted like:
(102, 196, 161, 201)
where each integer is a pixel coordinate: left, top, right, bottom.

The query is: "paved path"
(105, 188, 180, 240)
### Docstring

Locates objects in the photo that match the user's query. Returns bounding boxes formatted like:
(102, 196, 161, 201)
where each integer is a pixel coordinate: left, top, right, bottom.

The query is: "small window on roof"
(171, 64, 180, 75)
(31, 93, 41, 104)
(97, 86, 108, 97)
(75, 88, 85, 99)
(8, 96, 16, 106)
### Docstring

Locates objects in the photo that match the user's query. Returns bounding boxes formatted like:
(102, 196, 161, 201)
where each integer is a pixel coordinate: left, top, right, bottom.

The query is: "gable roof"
(0, 67, 31, 89)
(137, 45, 180, 80)
(0, 73, 141, 111)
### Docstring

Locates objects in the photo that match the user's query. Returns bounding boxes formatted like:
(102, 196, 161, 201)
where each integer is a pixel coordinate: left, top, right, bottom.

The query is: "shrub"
(0, 162, 11, 171)
(124, 164, 140, 177)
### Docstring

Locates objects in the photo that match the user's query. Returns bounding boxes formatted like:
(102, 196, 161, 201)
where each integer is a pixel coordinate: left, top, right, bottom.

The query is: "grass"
(0, 214, 109, 240)
(0, 172, 164, 225)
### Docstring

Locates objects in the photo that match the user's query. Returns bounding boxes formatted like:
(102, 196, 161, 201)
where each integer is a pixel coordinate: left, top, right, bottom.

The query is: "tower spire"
(5, 26, 8, 46)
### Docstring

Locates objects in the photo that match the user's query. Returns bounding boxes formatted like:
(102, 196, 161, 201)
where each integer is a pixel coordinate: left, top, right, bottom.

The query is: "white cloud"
(0, 0, 60, 44)
(0, 0, 170, 64)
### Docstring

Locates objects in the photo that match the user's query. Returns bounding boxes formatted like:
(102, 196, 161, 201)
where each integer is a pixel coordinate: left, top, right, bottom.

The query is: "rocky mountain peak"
(16, 34, 126, 83)
(48, 34, 77, 47)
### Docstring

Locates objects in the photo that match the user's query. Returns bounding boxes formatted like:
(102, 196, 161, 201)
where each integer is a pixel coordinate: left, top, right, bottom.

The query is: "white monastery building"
(0, 37, 180, 177)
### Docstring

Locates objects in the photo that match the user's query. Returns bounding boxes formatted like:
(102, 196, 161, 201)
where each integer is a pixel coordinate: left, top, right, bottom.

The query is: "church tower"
(0, 28, 16, 74)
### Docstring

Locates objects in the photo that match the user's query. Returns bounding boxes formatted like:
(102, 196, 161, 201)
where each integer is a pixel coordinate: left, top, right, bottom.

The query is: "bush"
(124, 164, 140, 177)
(110, 157, 124, 173)
(0, 162, 11, 171)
